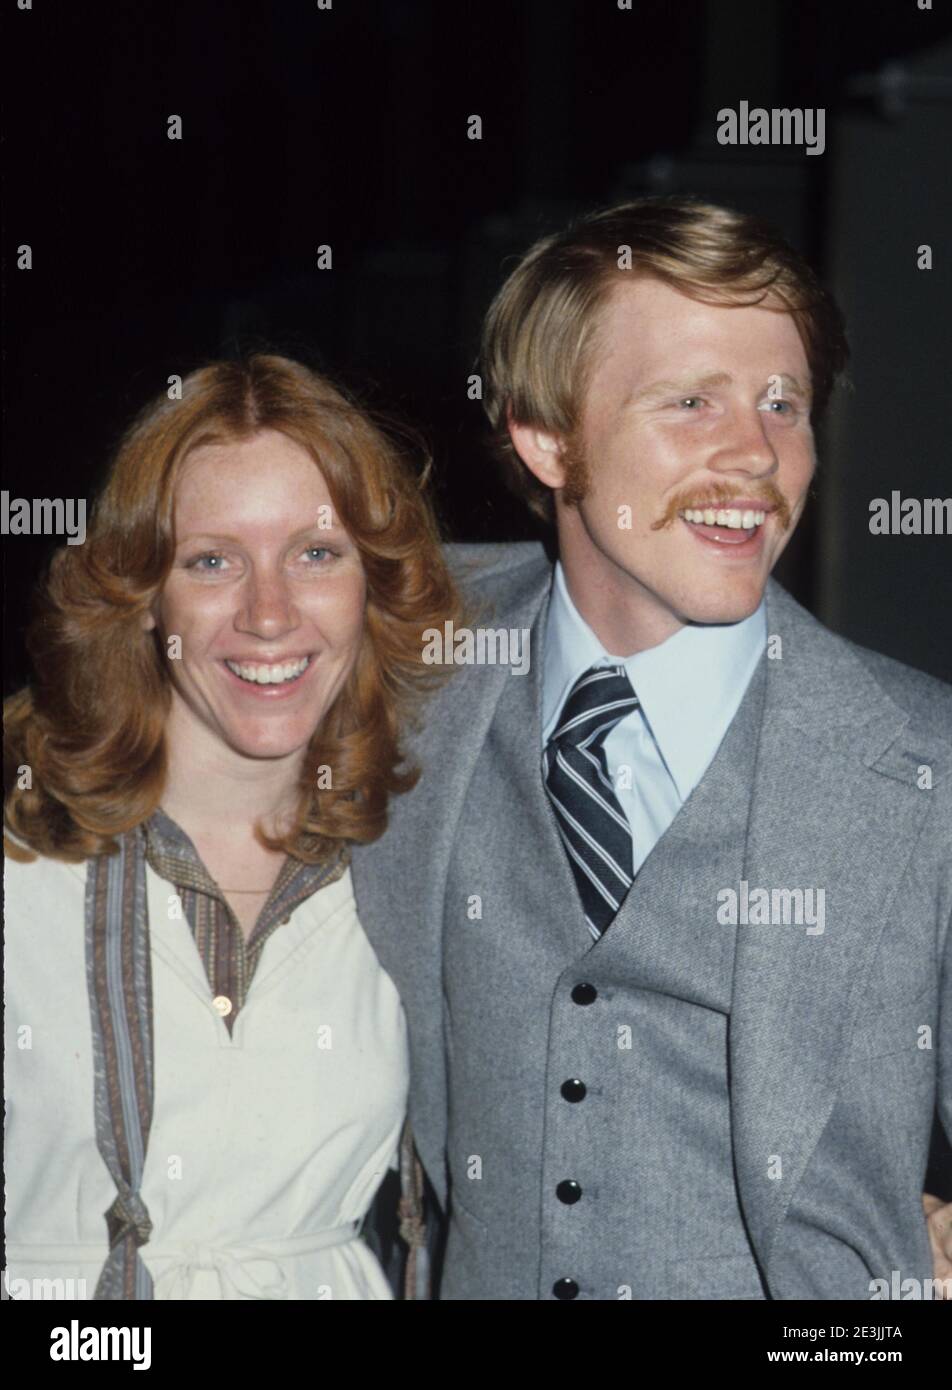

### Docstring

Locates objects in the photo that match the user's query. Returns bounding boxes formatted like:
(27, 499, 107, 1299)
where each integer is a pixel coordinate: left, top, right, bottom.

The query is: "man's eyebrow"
(624, 370, 812, 405)
(770, 372, 812, 397)
(625, 371, 734, 404)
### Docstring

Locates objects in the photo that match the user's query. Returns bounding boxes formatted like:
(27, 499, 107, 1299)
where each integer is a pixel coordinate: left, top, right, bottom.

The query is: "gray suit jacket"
(352, 541, 952, 1297)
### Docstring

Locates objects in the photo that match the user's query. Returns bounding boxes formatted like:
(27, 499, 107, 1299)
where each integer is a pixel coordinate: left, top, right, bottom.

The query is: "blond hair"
(481, 196, 849, 525)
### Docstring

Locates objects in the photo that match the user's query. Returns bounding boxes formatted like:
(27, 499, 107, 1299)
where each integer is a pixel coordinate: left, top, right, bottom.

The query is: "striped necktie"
(543, 664, 640, 939)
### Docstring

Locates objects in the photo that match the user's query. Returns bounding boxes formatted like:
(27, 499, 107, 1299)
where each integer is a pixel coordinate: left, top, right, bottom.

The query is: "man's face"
(146, 428, 366, 764)
(519, 277, 817, 649)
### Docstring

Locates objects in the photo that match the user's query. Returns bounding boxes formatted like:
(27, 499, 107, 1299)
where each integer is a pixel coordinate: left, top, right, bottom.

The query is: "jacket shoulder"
(768, 578, 952, 745)
(845, 639, 952, 743)
(441, 540, 551, 588)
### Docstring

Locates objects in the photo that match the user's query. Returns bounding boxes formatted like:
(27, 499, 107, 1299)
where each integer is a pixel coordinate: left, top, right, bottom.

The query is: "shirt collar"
(543, 558, 766, 800)
(142, 805, 349, 910)
(142, 805, 223, 901)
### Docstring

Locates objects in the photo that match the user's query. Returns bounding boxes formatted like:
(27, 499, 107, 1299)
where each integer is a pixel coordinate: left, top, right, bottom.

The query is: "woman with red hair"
(3, 354, 468, 1300)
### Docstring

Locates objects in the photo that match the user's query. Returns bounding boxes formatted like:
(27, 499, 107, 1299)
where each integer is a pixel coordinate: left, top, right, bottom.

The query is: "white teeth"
(681, 508, 767, 528)
(225, 656, 311, 685)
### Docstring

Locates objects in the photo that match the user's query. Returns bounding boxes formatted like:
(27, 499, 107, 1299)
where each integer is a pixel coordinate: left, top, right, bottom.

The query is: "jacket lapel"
(351, 546, 554, 1210)
(730, 579, 934, 1270)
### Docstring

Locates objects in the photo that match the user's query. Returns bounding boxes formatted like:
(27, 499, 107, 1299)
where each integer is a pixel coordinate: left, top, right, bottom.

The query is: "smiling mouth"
(679, 506, 767, 529)
(676, 505, 769, 547)
(224, 655, 313, 686)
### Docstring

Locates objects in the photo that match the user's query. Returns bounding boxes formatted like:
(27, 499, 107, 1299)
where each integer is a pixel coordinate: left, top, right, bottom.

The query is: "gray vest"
(440, 622, 770, 1300)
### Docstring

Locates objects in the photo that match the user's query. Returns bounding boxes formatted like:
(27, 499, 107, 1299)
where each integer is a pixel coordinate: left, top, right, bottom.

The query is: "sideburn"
(558, 433, 591, 508)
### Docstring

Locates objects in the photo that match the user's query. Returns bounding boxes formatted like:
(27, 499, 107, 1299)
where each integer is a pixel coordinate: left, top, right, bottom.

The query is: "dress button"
(561, 1078, 587, 1102)
(556, 1179, 582, 1204)
(212, 995, 233, 1017)
(553, 1277, 579, 1300)
(571, 982, 597, 1005)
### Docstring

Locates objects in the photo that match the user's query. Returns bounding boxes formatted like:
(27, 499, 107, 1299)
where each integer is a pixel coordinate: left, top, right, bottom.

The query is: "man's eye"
(761, 398, 794, 414)
(677, 397, 705, 410)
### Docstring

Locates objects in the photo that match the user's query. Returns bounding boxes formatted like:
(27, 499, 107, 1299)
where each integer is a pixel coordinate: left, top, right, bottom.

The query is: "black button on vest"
(561, 1078, 587, 1102)
(553, 1277, 579, 1300)
(571, 982, 597, 1005)
(556, 1179, 582, 1204)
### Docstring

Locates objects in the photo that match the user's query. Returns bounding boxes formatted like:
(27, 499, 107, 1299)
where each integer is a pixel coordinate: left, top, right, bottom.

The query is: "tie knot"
(551, 664, 639, 750)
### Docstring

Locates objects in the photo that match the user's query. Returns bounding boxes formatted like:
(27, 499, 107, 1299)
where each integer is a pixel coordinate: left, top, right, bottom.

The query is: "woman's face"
(146, 428, 367, 764)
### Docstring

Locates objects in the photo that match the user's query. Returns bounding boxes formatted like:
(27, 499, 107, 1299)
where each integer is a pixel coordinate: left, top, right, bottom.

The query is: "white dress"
(3, 849, 409, 1300)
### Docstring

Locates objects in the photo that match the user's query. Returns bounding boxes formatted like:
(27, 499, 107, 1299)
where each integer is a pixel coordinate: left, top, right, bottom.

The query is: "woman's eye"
(302, 546, 332, 564)
(187, 552, 229, 573)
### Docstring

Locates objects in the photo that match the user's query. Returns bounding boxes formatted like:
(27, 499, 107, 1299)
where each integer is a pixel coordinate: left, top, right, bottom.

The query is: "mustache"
(651, 481, 792, 532)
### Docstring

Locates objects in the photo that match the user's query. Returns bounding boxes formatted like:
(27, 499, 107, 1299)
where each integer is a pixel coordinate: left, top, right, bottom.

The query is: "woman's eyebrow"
(175, 521, 348, 546)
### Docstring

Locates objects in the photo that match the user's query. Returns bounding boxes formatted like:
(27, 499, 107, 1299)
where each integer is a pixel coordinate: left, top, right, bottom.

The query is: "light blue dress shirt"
(541, 559, 766, 873)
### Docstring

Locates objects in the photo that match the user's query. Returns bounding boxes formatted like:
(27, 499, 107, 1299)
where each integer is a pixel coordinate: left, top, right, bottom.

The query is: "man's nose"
(235, 570, 300, 639)
(708, 407, 779, 477)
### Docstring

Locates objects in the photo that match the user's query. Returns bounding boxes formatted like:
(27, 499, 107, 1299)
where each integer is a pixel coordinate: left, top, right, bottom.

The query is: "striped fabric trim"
(85, 827, 155, 1299)
(397, 1116, 431, 1300)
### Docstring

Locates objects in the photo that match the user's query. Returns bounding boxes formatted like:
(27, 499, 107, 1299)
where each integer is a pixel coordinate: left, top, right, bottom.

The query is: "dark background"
(4, 0, 952, 1195)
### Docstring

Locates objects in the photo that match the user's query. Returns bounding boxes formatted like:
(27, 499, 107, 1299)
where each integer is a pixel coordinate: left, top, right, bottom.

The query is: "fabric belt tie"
(5, 1224, 361, 1302)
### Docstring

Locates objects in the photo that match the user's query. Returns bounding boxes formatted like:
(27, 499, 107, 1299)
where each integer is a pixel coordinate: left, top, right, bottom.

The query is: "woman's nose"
(235, 573, 299, 639)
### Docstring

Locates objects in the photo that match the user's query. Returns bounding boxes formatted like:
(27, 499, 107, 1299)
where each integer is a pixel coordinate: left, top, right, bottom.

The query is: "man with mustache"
(353, 197, 952, 1300)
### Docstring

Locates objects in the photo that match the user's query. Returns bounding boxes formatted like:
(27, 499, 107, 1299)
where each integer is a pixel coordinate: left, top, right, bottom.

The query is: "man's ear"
(508, 417, 569, 490)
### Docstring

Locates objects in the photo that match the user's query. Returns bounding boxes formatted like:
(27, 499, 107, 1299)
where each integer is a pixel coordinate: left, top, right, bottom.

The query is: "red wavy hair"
(4, 354, 471, 864)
